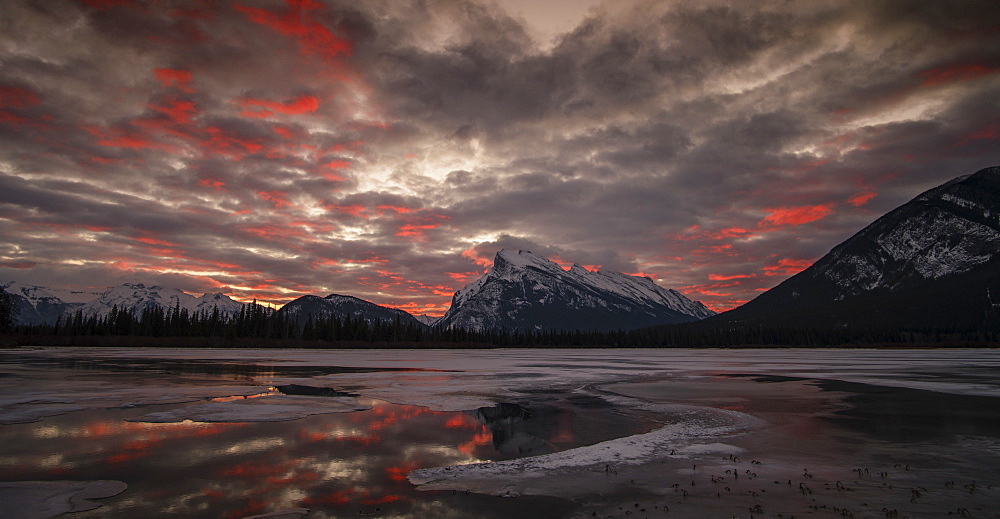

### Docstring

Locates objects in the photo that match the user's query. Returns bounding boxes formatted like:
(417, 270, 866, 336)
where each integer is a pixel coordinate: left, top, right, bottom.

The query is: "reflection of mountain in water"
(473, 403, 558, 456)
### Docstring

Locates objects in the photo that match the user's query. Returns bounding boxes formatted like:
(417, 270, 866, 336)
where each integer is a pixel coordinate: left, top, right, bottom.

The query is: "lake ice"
(1, 347, 998, 518)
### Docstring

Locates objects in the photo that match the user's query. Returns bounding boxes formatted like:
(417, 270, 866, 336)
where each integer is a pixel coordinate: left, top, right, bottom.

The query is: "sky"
(1, 0, 999, 315)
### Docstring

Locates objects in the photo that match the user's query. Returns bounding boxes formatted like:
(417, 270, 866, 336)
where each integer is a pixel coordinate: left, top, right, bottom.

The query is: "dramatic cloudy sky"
(2, 0, 999, 314)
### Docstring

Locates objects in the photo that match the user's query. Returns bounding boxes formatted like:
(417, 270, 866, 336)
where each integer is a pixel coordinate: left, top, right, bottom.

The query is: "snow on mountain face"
(811, 167, 1000, 296)
(74, 283, 244, 319)
(439, 249, 714, 332)
(1, 281, 81, 325)
(714, 166, 1000, 330)
(413, 314, 440, 326)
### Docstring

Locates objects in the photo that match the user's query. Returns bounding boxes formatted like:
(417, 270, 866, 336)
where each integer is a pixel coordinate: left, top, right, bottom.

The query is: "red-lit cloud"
(762, 258, 814, 276)
(239, 95, 321, 119)
(2, 0, 1000, 318)
(235, 0, 351, 61)
(759, 204, 835, 228)
(153, 68, 195, 92)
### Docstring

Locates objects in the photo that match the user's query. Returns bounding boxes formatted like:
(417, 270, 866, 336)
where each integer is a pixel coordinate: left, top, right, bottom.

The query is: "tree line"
(3, 294, 997, 348)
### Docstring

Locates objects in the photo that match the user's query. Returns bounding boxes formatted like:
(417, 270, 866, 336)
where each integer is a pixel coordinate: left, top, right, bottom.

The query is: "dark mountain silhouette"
(711, 166, 1000, 330)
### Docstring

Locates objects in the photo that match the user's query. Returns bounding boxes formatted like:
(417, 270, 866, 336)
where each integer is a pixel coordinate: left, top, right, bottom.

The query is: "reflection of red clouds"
(304, 492, 350, 506)
(457, 431, 492, 455)
(63, 420, 247, 466)
(226, 499, 268, 519)
(202, 489, 224, 499)
(362, 495, 404, 505)
(552, 412, 573, 443)
(267, 470, 321, 486)
(220, 460, 296, 478)
(385, 461, 420, 482)
(444, 414, 480, 429)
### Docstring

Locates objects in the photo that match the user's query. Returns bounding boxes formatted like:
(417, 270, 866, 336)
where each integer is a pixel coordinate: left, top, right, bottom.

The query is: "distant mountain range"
(77, 283, 246, 319)
(711, 166, 1000, 330)
(2, 252, 712, 333)
(5, 166, 997, 336)
(436, 249, 714, 331)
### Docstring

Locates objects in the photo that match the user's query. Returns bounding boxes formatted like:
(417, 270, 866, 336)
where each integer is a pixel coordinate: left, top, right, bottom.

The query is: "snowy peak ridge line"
(75, 282, 245, 319)
(714, 165, 1000, 330)
(1, 280, 83, 326)
(487, 250, 712, 316)
(440, 249, 714, 332)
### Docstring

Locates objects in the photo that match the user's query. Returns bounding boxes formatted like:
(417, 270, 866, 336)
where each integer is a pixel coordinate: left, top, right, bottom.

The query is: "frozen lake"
(1, 347, 999, 518)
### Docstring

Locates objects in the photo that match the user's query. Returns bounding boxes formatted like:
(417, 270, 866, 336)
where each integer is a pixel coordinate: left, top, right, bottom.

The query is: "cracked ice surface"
(3, 348, 1000, 426)
(0, 480, 127, 519)
(129, 395, 370, 423)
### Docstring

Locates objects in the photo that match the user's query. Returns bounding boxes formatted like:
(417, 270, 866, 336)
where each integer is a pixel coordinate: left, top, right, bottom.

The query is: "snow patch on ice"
(408, 405, 755, 491)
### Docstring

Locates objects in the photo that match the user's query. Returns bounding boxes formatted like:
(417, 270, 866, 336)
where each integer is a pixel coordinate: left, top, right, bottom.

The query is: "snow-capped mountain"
(1, 281, 82, 325)
(73, 283, 245, 319)
(412, 314, 441, 326)
(278, 294, 427, 328)
(437, 249, 714, 332)
(715, 166, 1000, 329)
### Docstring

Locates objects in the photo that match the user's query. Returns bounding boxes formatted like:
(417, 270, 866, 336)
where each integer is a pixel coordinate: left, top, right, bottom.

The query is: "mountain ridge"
(277, 293, 427, 328)
(438, 249, 714, 331)
(710, 166, 1000, 330)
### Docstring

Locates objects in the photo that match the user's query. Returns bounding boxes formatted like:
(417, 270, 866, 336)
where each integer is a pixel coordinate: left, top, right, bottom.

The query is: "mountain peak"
(441, 250, 714, 331)
(715, 165, 1000, 330)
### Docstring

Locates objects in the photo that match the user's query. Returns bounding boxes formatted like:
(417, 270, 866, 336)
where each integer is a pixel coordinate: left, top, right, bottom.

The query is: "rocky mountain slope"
(0, 281, 82, 325)
(437, 249, 714, 331)
(713, 166, 1000, 330)
(278, 293, 427, 328)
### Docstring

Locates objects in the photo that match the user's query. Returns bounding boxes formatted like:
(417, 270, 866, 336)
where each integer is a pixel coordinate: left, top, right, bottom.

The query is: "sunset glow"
(1, 0, 999, 314)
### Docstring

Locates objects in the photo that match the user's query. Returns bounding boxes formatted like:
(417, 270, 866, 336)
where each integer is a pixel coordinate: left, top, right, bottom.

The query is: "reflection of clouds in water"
(0, 398, 520, 518)
(4, 348, 999, 517)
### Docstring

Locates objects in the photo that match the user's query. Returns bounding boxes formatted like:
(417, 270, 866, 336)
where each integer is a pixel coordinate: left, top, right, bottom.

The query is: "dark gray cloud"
(1, 0, 999, 312)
